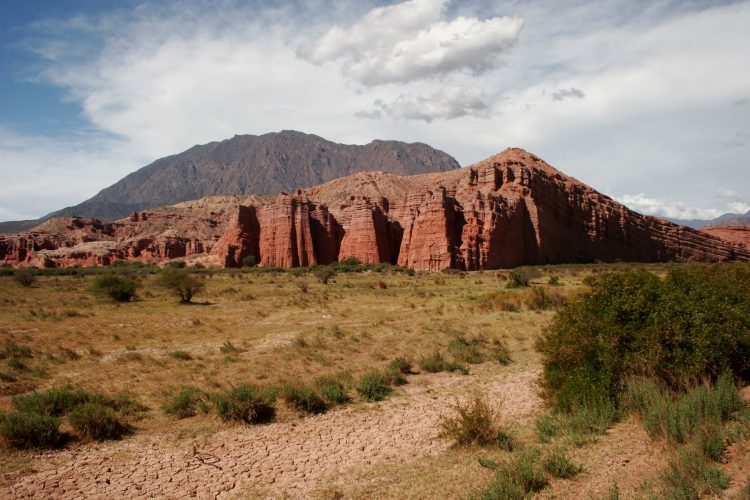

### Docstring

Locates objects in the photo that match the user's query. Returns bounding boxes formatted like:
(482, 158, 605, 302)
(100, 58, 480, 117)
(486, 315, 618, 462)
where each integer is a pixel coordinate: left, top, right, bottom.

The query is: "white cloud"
(616, 193, 750, 221)
(298, 0, 523, 85)
(371, 86, 490, 122)
(1, 0, 749, 222)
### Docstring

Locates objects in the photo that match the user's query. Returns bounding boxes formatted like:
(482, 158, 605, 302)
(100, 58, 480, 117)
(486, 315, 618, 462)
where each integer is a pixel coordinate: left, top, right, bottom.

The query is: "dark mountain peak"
(0, 131, 459, 231)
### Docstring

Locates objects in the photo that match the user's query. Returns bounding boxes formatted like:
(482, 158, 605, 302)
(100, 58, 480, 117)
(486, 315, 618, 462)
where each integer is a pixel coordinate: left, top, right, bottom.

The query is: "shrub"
(440, 392, 504, 447)
(418, 352, 468, 374)
(0, 341, 32, 360)
(659, 444, 730, 498)
(314, 267, 335, 284)
(214, 385, 276, 424)
(242, 255, 257, 267)
(156, 268, 205, 303)
(622, 373, 743, 449)
(163, 387, 206, 419)
(477, 448, 549, 499)
(91, 274, 138, 302)
(493, 342, 512, 366)
(13, 269, 37, 288)
(548, 276, 560, 286)
(282, 382, 327, 414)
(169, 350, 193, 361)
(167, 260, 186, 268)
(505, 269, 531, 288)
(537, 265, 750, 413)
(448, 336, 484, 364)
(0, 411, 62, 449)
(543, 448, 581, 479)
(357, 370, 392, 401)
(387, 357, 413, 375)
(68, 402, 129, 440)
(13, 386, 92, 416)
(315, 376, 349, 404)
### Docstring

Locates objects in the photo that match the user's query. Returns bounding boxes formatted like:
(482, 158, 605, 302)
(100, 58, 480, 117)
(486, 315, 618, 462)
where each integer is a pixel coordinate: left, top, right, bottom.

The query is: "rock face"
(701, 226, 750, 251)
(2, 148, 749, 269)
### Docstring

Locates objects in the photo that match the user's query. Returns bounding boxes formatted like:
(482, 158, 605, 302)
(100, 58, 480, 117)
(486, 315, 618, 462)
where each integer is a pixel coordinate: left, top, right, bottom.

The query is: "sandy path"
(3, 367, 542, 499)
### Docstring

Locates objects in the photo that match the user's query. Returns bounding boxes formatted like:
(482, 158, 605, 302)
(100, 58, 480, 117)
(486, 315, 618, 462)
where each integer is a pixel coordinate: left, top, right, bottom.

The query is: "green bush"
(242, 255, 257, 267)
(315, 376, 349, 404)
(163, 387, 205, 419)
(622, 373, 743, 449)
(537, 265, 750, 412)
(476, 448, 549, 499)
(213, 385, 276, 424)
(493, 342, 512, 366)
(282, 382, 327, 414)
(91, 274, 138, 302)
(13, 386, 92, 416)
(543, 448, 581, 479)
(660, 444, 730, 498)
(357, 370, 392, 401)
(0, 411, 62, 449)
(156, 267, 205, 302)
(418, 352, 468, 374)
(68, 402, 129, 440)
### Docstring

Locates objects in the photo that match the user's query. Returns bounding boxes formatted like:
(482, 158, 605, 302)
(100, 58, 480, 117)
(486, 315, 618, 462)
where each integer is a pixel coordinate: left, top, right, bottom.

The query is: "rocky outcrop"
(701, 226, 750, 251)
(2, 148, 749, 270)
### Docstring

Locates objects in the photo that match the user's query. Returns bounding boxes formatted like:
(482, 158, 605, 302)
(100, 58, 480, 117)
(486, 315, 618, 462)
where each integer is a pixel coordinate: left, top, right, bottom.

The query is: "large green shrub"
(68, 402, 129, 441)
(0, 411, 62, 449)
(91, 273, 138, 302)
(156, 267, 205, 303)
(537, 265, 750, 411)
(213, 385, 276, 424)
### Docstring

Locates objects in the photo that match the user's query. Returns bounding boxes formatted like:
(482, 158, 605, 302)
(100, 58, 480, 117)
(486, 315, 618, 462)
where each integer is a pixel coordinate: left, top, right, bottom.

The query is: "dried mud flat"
(2, 367, 542, 499)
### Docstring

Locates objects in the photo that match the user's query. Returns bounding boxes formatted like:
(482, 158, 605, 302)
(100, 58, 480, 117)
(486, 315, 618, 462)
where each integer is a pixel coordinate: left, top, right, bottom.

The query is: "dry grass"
(0, 262, 745, 497)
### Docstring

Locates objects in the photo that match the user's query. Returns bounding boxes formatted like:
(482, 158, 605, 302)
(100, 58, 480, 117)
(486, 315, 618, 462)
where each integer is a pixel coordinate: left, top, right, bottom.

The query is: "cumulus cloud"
(616, 193, 750, 221)
(297, 0, 523, 86)
(550, 87, 585, 101)
(369, 86, 490, 122)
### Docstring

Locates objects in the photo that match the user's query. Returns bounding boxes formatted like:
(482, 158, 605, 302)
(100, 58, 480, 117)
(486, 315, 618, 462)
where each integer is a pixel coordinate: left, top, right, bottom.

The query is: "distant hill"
(666, 209, 750, 229)
(0, 130, 459, 233)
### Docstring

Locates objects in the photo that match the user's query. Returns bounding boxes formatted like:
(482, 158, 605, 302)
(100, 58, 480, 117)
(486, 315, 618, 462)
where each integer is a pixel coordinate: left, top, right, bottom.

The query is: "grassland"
(0, 263, 748, 498)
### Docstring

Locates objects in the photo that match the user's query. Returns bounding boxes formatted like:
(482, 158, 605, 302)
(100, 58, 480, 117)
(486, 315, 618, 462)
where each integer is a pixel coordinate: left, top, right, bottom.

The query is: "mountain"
(0, 130, 459, 233)
(2, 148, 748, 269)
(667, 209, 750, 229)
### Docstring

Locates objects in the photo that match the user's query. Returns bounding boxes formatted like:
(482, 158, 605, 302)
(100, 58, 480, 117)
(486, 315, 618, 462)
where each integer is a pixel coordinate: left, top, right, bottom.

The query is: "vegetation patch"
(282, 382, 327, 414)
(357, 370, 392, 401)
(213, 385, 277, 424)
(91, 274, 138, 302)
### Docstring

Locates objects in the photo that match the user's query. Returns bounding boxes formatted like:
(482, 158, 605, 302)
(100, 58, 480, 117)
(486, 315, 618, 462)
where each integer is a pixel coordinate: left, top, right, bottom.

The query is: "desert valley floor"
(0, 264, 748, 499)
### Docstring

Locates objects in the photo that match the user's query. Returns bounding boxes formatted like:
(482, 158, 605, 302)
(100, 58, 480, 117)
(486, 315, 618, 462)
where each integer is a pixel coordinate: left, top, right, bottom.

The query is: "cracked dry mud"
(3, 367, 542, 499)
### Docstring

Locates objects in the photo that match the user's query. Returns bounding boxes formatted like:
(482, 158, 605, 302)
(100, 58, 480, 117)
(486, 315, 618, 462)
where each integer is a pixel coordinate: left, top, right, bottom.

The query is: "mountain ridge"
(0, 130, 459, 233)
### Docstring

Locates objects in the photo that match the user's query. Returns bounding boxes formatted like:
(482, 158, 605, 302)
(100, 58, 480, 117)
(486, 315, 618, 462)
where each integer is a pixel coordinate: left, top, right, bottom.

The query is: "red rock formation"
(2, 149, 749, 269)
(701, 226, 750, 251)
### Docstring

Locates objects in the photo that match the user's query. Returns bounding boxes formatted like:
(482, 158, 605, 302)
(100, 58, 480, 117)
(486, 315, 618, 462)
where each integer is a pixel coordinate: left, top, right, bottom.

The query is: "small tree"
(242, 255, 257, 267)
(156, 268, 205, 303)
(13, 269, 37, 288)
(314, 266, 335, 284)
(92, 274, 138, 302)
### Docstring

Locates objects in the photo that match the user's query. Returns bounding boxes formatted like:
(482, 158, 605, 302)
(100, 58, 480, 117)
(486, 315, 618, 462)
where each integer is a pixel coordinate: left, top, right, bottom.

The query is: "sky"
(0, 0, 749, 222)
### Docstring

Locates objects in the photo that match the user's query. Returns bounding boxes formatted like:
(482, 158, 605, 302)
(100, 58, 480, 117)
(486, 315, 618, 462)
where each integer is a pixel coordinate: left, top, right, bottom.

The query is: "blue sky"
(1, 0, 749, 221)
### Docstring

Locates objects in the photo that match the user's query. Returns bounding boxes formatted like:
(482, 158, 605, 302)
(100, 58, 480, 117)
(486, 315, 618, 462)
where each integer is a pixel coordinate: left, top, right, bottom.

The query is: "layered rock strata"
(2, 149, 748, 270)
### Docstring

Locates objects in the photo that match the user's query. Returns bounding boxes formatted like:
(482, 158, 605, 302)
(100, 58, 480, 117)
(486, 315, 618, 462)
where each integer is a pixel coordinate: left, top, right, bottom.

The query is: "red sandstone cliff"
(701, 226, 750, 251)
(2, 149, 748, 270)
